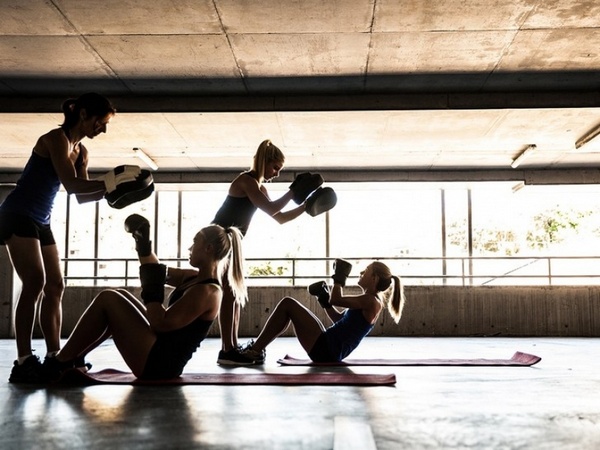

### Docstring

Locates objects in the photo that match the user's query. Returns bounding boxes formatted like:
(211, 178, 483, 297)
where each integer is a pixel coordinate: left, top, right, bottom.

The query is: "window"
(52, 182, 600, 286)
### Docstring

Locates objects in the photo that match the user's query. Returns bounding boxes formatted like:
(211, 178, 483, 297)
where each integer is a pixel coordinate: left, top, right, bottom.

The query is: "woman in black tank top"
(213, 140, 313, 366)
(45, 222, 246, 381)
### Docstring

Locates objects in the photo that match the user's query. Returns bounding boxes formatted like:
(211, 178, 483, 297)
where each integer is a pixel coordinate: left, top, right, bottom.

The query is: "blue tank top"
(324, 309, 375, 361)
(0, 148, 83, 225)
(212, 172, 258, 236)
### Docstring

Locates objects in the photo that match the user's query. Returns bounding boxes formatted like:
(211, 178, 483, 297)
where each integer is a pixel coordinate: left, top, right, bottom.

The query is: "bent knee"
(94, 289, 126, 305)
(278, 296, 300, 308)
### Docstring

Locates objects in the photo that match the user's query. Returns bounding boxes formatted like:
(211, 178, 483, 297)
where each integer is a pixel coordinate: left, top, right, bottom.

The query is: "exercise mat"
(277, 351, 541, 367)
(56, 368, 397, 386)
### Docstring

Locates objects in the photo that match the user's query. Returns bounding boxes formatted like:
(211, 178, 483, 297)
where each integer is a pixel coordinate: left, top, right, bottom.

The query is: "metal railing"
(62, 255, 600, 287)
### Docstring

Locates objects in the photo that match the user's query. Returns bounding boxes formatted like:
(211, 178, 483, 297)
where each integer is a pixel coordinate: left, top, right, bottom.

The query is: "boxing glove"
(289, 172, 324, 204)
(124, 214, 152, 257)
(308, 281, 331, 308)
(139, 263, 167, 304)
(331, 258, 352, 287)
(99, 165, 142, 193)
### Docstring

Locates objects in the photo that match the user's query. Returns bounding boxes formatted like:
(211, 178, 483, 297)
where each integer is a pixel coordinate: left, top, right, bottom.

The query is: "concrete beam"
(1, 91, 599, 113)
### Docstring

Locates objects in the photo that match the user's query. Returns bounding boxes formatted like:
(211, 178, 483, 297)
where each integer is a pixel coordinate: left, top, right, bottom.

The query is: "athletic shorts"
(308, 332, 336, 363)
(141, 337, 186, 380)
(0, 212, 56, 246)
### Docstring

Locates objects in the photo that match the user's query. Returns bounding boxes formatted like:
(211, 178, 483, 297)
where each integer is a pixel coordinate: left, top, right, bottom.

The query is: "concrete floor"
(0, 337, 598, 449)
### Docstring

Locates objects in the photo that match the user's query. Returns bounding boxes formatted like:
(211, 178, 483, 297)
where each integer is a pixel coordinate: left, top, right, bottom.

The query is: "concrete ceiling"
(1, 0, 600, 181)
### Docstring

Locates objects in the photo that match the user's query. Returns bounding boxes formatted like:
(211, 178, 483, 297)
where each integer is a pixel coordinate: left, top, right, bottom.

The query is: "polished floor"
(1, 337, 599, 449)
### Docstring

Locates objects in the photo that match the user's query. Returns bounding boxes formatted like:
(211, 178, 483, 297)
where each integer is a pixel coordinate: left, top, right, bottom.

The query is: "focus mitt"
(305, 187, 337, 217)
(100, 165, 141, 193)
(105, 168, 155, 209)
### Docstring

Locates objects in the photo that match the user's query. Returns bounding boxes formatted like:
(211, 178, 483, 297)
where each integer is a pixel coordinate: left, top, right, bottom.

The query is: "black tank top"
(155, 277, 221, 369)
(212, 172, 258, 236)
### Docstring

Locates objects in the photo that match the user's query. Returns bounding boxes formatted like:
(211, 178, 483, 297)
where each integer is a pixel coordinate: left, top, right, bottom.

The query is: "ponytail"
(225, 227, 248, 306)
(371, 261, 406, 324)
(386, 275, 405, 324)
(200, 225, 247, 305)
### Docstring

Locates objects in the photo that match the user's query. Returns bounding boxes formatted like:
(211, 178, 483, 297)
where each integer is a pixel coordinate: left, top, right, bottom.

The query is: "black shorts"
(0, 212, 56, 246)
(141, 337, 186, 380)
(308, 332, 336, 363)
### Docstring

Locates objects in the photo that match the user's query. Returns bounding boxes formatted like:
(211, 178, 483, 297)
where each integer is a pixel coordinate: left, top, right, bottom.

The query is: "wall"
(11, 284, 598, 339)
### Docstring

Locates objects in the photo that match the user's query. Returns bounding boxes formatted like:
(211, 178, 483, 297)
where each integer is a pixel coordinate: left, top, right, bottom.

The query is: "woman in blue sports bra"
(1, 93, 121, 383)
(45, 222, 246, 380)
(242, 259, 406, 364)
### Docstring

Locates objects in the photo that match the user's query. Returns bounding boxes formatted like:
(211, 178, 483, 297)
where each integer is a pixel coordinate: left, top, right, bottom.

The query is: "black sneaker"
(9, 355, 44, 383)
(74, 356, 92, 372)
(217, 348, 256, 366)
(240, 340, 266, 365)
(42, 356, 76, 382)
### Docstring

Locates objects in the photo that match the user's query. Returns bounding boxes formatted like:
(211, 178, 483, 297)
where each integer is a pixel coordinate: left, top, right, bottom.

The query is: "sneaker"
(240, 340, 266, 365)
(74, 356, 92, 372)
(42, 356, 76, 382)
(217, 348, 257, 366)
(8, 355, 44, 383)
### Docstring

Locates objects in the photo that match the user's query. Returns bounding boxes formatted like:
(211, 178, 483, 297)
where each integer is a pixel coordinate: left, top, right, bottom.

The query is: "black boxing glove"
(308, 281, 331, 308)
(124, 214, 152, 257)
(331, 259, 352, 287)
(289, 172, 323, 204)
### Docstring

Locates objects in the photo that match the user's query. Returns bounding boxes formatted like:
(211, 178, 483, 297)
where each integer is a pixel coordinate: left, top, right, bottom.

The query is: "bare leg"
(252, 297, 326, 355)
(232, 300, 241, 348)
(218, 278, 236, 351)
(71, 288, 140, 356)
(57, 289, 157, 377)
(5, 236, 45, 358)
(39, 244, 64, 354)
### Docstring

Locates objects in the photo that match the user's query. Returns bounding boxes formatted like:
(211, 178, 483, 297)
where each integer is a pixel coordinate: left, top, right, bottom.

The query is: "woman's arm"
(330, 284, 381, 323)
(324, 304, 344, 323)
(238, 175, 297, 218)
(73, 144, 106, 203)
(145, 284, 221, 332)
(43, 131, 106, 197)
(272, 203, 306, 224)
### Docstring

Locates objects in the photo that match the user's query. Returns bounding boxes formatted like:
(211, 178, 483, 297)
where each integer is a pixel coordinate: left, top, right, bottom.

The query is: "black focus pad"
(106, 170, 154, 209)
(305, 187, 337, 217)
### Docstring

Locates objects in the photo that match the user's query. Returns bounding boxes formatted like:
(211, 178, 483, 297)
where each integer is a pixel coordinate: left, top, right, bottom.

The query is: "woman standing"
(1, 93, 139, 383)
(212, 139, 323, 365)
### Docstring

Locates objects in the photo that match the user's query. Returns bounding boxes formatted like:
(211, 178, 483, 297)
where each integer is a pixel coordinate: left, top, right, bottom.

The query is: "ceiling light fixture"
(575, 123, 600, 150)
(511, 144, 537, 169)
(133, 147, 158, 171)
(511, 181, 525, 193)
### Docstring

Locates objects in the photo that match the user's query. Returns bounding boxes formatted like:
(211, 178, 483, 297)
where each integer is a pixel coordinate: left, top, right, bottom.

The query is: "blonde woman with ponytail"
(45, 222, 246, 381)
(212, 139, 319, 365)
(242, 259, 405, 364)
